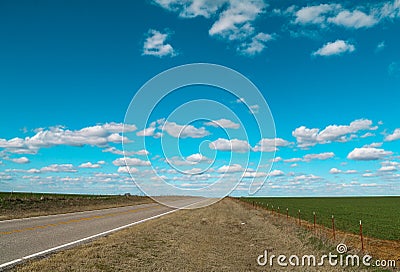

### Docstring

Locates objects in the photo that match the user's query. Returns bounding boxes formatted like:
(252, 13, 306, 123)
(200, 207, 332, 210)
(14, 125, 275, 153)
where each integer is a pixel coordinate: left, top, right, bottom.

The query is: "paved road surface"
(0, 197, 208, 270)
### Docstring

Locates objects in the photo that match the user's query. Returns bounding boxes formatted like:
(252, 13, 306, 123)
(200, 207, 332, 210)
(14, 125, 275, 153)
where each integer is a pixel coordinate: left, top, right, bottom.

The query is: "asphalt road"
(0, 196, 207, 270)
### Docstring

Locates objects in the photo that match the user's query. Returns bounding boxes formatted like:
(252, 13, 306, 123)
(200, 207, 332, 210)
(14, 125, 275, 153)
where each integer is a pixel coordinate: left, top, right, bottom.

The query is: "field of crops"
(240, 197, 400, 241)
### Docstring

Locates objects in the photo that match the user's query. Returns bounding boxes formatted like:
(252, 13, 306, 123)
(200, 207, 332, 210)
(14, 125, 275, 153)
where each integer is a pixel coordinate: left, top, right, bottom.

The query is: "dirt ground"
(12, 198, 389, 272)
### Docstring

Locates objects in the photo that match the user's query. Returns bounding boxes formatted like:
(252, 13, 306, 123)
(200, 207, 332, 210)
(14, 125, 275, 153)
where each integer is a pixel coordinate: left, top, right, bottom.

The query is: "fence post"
(286, 208, 288, 220)
(360, 220, 364, 251)
(266, 203, 269, 211)
(313, 212, 316, 230)
(298, 210, 301, 226)
(332, 215, 335, 240)
(277, 206, 280, 216)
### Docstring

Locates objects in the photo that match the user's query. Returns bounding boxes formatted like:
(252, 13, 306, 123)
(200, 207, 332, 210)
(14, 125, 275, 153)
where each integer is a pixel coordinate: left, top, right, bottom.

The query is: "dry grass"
(12, 198, 378, 272)
(0, 195, 152, 221)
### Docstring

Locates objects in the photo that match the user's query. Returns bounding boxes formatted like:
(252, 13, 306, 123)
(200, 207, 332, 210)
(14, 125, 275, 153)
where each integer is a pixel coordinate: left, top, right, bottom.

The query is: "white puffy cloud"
(312, 40, 355, 57)
(252, 138, 291, 152)
(40, 164, 77, 173)
(102, 147, 149, 156)
(153, 0, 226, 18)
(238, 32, 274, 56)
(284, 157, 302, 163)
(208, 0, 266, 41)
(347, 147, 393, 161)
(209, 138, 250, 152)
(268, 169, 285, 177)
(142, 29, 177, 57)
(136, 126, 156, 137)
(217, 163, 245, 173)
(303, 152, 335, 161)
(329, 167, 341, 174)
(379, 165, 397, 172)
(294, 4, 340, 25)
(161, 121, 210, 138)
(327, 10, 378, 28)
(329, 168, 357, 174)
(292, 119, 375, 148)
(186, 153, 209, 163)
(0, 123, 136, 154)
(79, 162, 101, 169)
(153, 0, 267, 55)
(117, 166, 139, 174)
(10, 157, 30, 164)
(204, 118, 240, 129)
(112, 157, 151, 166)
(243, 170, 268, 178)
(384, 128, 400, 141)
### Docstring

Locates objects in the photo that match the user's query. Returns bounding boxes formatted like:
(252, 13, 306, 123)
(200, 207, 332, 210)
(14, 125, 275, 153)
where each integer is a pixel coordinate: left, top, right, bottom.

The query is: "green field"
(240, 197, 400, 241)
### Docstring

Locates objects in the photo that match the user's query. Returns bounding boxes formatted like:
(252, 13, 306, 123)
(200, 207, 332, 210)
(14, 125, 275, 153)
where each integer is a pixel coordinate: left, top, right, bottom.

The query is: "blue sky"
(0, 0, 399, 196)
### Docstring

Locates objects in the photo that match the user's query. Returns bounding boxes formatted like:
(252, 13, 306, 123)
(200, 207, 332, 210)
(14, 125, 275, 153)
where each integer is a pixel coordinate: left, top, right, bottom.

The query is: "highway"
(0, 197, 207, 270)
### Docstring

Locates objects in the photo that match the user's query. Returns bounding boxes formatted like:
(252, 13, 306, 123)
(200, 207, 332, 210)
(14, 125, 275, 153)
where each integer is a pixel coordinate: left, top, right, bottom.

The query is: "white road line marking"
(0, 199, 205, 270)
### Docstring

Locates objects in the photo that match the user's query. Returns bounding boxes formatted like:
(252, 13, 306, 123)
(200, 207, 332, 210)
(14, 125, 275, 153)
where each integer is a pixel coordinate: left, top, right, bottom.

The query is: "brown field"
(12, 198, 391, 272)
(0, 194, 152, 221)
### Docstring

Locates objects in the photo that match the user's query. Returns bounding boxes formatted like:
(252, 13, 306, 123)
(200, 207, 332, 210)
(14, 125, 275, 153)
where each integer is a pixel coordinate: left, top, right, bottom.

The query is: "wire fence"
(232, 198, 400, 265)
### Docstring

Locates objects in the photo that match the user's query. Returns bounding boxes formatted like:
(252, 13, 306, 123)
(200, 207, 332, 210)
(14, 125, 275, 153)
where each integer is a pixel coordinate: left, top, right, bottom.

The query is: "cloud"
(112, 157, 151, 166)
(329, 167, 357, 174)
(208, 0, 266, 41)
(217, 163, 245, 173)
(388, 62, 400, 77)
(329, 167, 341, 174)
(303, 152, 335, 161)
(186, 153, 209, 163)
(327, 10, 378, 28)
(249, 104, 260, 114)
(347, 147, 393, 160)
(375, 41, 385, 52)
(142, 29, 177, 57)
(0, 123, 136, 154)
(379, 165, 397, 172)
(161, 121, 210, 138)
(209, 138, 251, 152)
(268, 169, 285, 177)
(294, 4, 340, 25)
(153, 0, 226, 18)
(312, 40, 355, 57)
(238, 32, 274, 56)
(117, 166, 139, 174)
(363, 142, 383, 148)
(385, 128, 400, 141)
(204, 118, 240, 129)
(243, 170, 268, 178)
(153, 0, 267, 55)
(79, 162, 101, 168)
(10, 157, 30, 164)
(292, 119, 375, 148)
(136, 126, 156, 137)
(102, 147, 149, 156)
(252, 138, 291, 152)
(40, 164, 77, 173)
